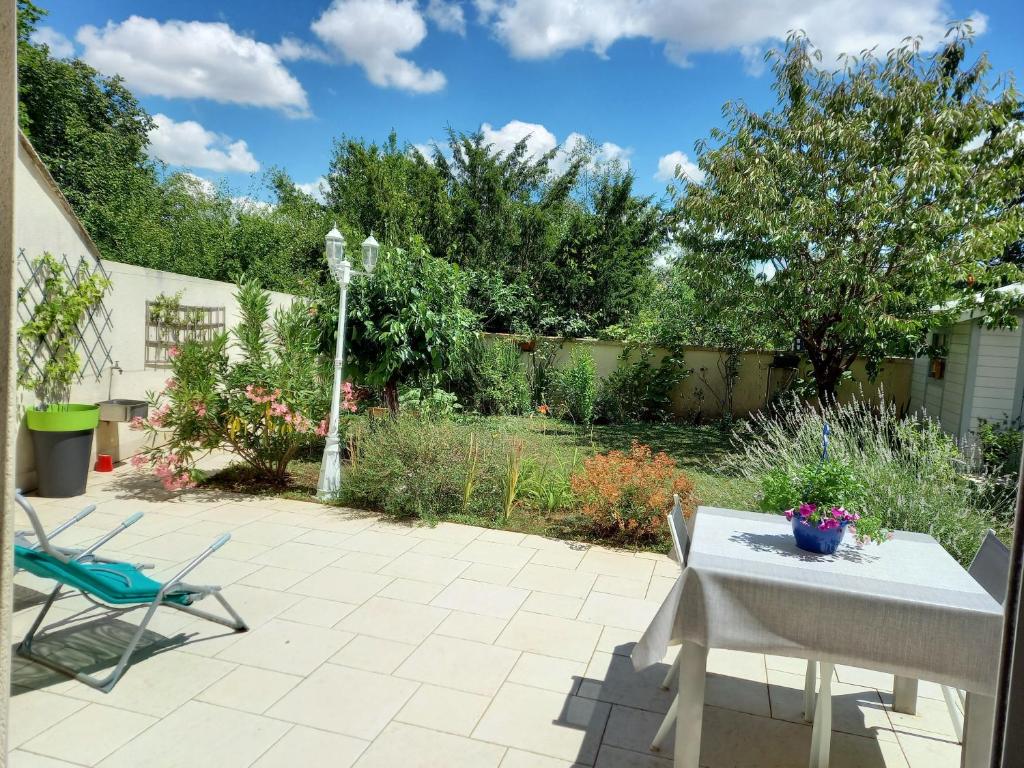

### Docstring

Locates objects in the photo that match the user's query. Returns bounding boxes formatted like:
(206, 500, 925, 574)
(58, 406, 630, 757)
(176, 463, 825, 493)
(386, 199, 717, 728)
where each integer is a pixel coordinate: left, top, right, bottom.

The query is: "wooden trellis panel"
(145, 301, 225, 368)
(16, 249, 114, 384)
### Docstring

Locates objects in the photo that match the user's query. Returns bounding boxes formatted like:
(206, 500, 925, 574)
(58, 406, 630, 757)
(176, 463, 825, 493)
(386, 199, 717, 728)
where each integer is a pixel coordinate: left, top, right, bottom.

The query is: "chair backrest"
(968, 529, 1010, 605)
(667, 493, 690, 566)
(14, 492, 70, 562)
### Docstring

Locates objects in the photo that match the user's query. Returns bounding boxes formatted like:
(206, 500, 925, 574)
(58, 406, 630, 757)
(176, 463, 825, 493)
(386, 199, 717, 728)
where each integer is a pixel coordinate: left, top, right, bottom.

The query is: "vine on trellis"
(16, 250, 113, 407)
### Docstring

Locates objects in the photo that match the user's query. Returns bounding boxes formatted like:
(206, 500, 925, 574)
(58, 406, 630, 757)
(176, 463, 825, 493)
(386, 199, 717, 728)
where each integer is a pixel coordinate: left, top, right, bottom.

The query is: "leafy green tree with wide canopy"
(344, 236, 478, 411)
(679, 27, 1024, 401)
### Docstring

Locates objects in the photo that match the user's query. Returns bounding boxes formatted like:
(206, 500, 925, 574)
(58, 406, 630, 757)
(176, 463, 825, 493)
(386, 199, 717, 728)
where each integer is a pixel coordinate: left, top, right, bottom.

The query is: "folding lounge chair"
(13, 492, 248, 692)
(650, 495, 822, 753)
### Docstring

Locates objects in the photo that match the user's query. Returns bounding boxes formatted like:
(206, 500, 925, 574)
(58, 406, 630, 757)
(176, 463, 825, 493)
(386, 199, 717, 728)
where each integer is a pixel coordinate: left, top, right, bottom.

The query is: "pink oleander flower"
(129, 453, 148, 468)
(342, 382, 358, 413)
(194, 402, 207, 418)
(164, 378, 177, 391)
(168, 345, 181, 359)
(270, 402, 289, 417)
(316, 418, 329, 437)
(129, 415, 145, 430)
(147, 402, 171, 428)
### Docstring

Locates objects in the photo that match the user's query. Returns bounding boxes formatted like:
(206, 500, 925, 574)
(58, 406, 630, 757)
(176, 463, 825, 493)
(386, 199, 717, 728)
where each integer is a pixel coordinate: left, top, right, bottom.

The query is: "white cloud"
(31, 26, 74, 58)
(475, 0, 987, 72)
(481, 120, 557, 159)
(655, 151, 704, 184)
(312, 0, 446, 93)
(76, 16, 310, 117)
(274, 36, 332, 63)
(233, 196, 276, 213)
(296, 176, 328, 202)
(479, 122, 632, 177)
(179, 173, 216, 198)
(426, 0, 466, 35)
(149, 114, 261, 173)
(553, 132, 632, 173)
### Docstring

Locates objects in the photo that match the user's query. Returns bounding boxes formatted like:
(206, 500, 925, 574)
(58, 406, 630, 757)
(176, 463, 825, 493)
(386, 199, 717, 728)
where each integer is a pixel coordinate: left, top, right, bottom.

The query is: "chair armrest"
(74, 512, 145, 560)
(159, 534, 231, 595)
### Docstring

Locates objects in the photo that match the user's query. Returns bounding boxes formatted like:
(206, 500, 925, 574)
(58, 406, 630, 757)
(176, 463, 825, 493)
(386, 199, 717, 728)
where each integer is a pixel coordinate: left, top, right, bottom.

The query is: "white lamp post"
(317, 227, 380, 500)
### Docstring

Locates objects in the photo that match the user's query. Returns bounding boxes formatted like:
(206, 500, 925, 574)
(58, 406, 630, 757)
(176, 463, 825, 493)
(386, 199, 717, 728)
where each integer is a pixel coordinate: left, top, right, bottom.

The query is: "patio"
(9, 464, 963, 768)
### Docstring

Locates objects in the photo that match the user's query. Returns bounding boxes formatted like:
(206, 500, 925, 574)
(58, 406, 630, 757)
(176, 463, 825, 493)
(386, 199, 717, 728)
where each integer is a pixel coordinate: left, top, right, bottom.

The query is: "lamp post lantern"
(317, 226, 377, 500)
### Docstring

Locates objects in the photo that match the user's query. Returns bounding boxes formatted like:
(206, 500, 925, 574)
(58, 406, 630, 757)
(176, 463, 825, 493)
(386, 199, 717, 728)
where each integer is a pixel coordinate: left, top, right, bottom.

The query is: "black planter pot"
(26, 404, 100, 497)
(31, 429, 95, 497)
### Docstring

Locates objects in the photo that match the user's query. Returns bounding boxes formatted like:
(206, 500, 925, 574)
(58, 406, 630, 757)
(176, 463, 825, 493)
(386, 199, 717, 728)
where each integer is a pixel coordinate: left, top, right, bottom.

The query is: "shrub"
(398, 386, 461, 418)
(726, 397, 1013, 564)
(476, 339, 531, 415)
(571, 441, 697, 545)
(132, 278, 335, 489)
(342, 416, 508, 520)
(977, 419, 1022, 478)
(550, 347, 598, 424)
(596, 350, 688, 423)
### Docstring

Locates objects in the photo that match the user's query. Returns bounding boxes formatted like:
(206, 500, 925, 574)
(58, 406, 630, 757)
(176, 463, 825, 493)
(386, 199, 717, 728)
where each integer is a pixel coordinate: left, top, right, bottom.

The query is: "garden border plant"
(131, 277, 340, 490)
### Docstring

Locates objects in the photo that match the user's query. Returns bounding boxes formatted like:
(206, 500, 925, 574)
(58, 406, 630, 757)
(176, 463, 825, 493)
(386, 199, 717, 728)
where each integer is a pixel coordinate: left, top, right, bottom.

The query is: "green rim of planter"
(25, 404, 100, 432)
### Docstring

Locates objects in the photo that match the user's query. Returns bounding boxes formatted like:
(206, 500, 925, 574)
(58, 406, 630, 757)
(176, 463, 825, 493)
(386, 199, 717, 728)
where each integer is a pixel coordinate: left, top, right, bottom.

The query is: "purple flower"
(798, 502, 816, 519)
(784, 508, 795, 521)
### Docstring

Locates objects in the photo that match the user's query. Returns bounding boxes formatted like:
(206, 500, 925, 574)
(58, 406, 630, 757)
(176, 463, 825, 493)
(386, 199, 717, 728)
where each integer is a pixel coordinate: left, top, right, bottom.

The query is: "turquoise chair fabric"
(14, 546, 193, 606)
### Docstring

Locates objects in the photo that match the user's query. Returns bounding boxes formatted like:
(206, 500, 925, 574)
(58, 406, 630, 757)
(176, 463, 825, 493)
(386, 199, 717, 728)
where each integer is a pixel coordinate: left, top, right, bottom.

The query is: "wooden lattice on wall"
(145, 300, 225, 368)
(16, 249, 114, 384)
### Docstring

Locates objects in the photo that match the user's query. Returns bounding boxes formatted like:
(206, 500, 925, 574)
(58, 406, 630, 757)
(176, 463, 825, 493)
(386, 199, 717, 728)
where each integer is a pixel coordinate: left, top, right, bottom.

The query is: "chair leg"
(809, 662, 834, 768)
(941, 685, 965, 743)
(661, 650, 681, 691)
(803, 660, 817, 722)
(18, 593, 164, 693)
(650, 696, 677, 752)
(166, 590, 248, 631)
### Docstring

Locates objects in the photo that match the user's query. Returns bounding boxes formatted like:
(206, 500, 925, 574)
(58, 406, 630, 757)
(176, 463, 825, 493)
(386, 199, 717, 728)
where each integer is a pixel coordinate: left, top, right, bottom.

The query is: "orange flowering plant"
(570, 441, 697, 545)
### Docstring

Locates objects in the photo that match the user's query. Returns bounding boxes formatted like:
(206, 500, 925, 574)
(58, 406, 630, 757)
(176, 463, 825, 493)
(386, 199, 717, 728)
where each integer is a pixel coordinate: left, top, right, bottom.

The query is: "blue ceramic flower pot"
(791, 517, 846, 555)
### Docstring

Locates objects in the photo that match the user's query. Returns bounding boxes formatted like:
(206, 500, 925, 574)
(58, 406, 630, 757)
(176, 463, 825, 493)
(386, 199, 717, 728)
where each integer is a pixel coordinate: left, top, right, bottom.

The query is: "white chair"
(942, 530, 1009, 742)
(650, 495, 822, 753)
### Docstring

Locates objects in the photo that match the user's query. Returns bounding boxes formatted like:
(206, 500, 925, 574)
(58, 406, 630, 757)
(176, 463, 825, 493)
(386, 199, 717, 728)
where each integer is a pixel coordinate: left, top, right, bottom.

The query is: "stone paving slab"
(9, 462, 965, 767)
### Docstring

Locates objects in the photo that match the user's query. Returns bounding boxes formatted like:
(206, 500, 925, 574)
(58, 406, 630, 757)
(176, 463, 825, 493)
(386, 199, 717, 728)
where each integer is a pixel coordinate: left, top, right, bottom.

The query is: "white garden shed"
(910, 284, 1024, 443)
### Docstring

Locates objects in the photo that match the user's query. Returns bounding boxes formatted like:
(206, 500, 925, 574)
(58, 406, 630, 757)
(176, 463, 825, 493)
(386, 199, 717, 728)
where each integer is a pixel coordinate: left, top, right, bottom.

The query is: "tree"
(680, 27, 1024, 401)
(344, 236, 479, 410)
(434, 129, 582, 331)
(17, 0, 164, 266)
(537, 170, 673, 335)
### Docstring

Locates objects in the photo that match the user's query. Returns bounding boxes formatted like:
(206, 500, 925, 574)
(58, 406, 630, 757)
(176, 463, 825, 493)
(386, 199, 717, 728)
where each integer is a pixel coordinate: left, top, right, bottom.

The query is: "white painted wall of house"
(14, 134, 296, 491)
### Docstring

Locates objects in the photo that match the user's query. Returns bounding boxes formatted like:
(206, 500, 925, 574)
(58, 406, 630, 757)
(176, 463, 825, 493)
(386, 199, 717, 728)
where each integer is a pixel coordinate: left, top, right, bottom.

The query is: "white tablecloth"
(632, 507, 1003, 695)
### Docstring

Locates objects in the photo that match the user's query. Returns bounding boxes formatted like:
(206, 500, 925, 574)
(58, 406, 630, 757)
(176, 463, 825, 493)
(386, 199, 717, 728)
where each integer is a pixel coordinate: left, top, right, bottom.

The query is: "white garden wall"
(14, 133, 295, 491)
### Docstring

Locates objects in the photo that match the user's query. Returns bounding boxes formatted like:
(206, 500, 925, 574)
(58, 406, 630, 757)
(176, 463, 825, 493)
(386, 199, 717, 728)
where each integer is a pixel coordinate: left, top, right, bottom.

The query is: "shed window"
(928, 332, 947, 380)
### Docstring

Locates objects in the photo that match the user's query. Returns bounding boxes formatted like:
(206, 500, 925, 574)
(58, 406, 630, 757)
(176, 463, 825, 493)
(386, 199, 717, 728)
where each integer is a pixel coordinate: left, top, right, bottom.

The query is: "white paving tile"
(267, 664, 417, 740)
(432, 579, 529, 619)
(395, 634, 521, 696)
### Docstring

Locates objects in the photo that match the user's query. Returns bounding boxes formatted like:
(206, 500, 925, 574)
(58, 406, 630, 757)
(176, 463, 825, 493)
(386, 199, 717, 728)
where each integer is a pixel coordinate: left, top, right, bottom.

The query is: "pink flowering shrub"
(131, 279, 349, 489)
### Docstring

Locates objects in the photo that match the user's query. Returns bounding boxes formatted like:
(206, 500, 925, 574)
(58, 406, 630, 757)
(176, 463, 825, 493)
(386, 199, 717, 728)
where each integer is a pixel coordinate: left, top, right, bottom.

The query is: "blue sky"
(32, 0, 1024, 202)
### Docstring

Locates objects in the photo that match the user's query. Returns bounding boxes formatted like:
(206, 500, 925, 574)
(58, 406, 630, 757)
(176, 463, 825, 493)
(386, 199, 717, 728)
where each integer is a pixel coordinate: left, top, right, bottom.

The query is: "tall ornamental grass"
(725, 397, 1013, 565)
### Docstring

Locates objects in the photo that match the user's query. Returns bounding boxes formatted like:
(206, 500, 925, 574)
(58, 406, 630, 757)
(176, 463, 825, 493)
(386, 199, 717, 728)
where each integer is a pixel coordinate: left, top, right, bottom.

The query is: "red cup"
(94, 454, 114, 472)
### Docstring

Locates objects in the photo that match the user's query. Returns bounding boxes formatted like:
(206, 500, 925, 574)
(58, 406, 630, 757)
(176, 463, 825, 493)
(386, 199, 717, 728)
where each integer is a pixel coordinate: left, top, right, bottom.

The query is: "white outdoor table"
(632, 507, 1003, 768)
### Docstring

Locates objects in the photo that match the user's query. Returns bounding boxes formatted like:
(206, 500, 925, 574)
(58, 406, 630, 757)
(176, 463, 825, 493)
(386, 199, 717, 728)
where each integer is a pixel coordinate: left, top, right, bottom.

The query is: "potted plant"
(761, 457, 888, 554)
(18, 253, 111, 496)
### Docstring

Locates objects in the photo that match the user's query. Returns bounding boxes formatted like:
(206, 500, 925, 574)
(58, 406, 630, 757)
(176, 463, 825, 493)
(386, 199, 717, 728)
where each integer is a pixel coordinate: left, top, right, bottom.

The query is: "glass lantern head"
(325, 224, 345, 281)
(361, 233, 379, 274)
